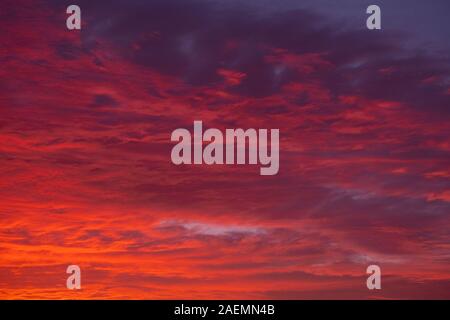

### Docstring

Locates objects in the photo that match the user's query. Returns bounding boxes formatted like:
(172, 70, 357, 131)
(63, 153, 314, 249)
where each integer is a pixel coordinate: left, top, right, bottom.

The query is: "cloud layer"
(0, 0, 449, 299)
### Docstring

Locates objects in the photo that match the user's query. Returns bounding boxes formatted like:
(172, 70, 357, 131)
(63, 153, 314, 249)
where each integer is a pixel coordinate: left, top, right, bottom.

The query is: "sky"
(0, 0, 449, 299)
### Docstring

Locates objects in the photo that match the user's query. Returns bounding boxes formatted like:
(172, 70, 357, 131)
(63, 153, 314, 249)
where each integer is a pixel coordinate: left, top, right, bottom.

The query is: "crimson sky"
(1, 0, 449, 299)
